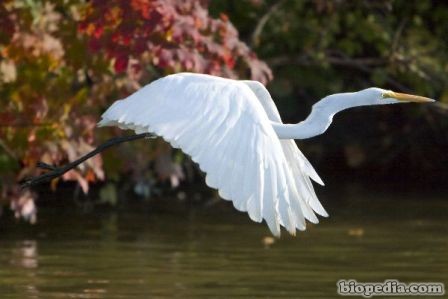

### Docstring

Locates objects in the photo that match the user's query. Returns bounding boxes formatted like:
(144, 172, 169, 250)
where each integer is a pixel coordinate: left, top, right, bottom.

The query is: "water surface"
(0, 185, 447, 298)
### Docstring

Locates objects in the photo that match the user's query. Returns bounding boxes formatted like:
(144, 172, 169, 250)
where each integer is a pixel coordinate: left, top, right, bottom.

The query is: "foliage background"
(1, 0, 447, 222)
(211, 0, 448, 179)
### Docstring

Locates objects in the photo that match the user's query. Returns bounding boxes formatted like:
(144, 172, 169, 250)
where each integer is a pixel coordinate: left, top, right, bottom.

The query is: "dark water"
(0, 184, 447, 298)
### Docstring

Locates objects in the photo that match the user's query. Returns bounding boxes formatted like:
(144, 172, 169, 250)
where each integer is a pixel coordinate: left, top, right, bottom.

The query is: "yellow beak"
(383, 91, 435, 103)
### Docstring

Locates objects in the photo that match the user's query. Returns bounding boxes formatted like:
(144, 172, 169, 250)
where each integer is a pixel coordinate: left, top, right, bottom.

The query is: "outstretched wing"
(242, 80, 328, 217)
(99, 73, 316, 236)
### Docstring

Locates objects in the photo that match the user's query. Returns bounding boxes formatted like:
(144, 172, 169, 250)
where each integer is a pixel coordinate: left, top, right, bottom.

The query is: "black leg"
(21, 132, 154, 189)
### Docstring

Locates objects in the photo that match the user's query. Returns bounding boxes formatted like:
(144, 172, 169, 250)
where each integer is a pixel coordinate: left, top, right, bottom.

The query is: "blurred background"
(0, 1, 447, 298)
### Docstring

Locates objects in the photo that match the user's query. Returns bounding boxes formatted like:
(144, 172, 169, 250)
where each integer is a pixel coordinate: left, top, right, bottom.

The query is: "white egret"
(22, 72, 434, 236)
(96, 72, 434, 236)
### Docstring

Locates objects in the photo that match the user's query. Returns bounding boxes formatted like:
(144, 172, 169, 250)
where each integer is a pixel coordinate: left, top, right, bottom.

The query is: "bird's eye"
(381, 91, 394, 99)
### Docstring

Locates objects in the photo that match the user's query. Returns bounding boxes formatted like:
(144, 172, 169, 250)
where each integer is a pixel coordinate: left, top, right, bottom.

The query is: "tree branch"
(268, 53, 388, 68)
(268, 52, 412, 92)
(0, 138, 19, 162)
(21, 132, 154, 189)
(250, 0, 285, 47)
(0, 122, 53, 127)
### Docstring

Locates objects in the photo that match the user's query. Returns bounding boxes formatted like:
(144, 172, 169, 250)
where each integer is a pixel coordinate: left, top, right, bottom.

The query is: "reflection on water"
(10, 240, 38, 270)
(0, 184, 447, 298)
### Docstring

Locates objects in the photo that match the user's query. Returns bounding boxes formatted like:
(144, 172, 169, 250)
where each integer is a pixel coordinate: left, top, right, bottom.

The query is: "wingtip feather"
(97, 118, 109, 127)
(313, 174, 325, 186)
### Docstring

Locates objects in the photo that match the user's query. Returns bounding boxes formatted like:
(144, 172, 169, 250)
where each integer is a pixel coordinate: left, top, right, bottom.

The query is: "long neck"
(272, 92, 367, 139)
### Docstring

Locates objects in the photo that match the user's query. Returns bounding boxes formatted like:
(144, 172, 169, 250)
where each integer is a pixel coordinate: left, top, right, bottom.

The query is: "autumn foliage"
(79, 0, 271, 79)
(0, 0, 272, 221)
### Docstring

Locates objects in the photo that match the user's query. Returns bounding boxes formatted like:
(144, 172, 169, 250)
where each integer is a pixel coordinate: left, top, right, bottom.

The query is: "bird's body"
(98, 72, 434, 236)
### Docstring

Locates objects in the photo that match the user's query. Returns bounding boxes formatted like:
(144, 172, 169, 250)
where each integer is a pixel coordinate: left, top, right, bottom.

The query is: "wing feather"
(99, 73, 315, 236)
(242, 80, 328, 219)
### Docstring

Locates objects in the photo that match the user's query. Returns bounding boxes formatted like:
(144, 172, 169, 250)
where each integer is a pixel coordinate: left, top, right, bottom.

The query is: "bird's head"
(360, 87, 435, 105)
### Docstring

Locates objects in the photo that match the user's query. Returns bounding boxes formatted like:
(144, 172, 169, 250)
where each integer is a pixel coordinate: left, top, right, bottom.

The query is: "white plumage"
(98, 72, 433, 236)
(99, 73, 326, 236)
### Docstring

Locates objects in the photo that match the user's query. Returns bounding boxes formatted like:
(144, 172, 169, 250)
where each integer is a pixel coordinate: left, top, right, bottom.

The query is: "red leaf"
(114, 55, 128, 72)
(93, 26, 104, 38)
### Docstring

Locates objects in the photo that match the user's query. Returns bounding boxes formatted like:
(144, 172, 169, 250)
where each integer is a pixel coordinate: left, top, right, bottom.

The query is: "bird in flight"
(24, 72, 434, 236)
(97, 73, 434, 236)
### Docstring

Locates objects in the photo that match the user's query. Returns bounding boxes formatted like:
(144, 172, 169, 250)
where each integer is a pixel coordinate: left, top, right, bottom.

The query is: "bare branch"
(391, 18, 408, 54)
(268, 53, 387, 68)
(0, 138, 18, 162)
(0, 122, 53, 127)
(267, 53, 412, 92)
(428, 102, 448, 116)
(250, 0, 286, 47)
